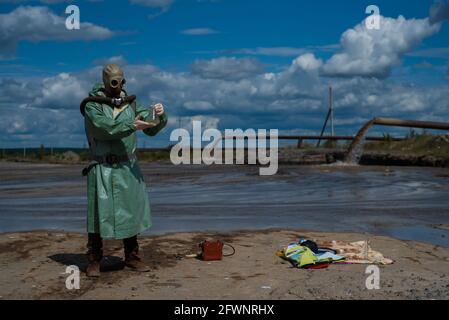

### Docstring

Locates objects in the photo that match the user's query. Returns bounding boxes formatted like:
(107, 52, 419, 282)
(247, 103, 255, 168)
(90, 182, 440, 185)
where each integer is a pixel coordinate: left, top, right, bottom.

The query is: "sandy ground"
(0, 229, 448, 300)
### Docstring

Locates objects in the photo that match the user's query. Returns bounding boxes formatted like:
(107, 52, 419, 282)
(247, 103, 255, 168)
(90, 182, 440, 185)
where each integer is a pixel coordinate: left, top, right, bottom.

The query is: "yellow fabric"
(298, 247, 317, 267)
(278, 245, 318, 267)
(277, 244, 347, 268)
(112, 104, 129, 118)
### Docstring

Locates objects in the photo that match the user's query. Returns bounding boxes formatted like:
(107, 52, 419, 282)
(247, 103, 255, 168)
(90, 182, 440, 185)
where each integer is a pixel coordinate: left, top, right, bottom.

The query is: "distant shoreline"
(2, 149, 449, 168)
(2, 133, 449, 167)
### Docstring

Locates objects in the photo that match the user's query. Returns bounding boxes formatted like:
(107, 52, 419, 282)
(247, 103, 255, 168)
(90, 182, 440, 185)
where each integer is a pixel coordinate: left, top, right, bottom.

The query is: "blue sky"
(0, 0, 448, 147)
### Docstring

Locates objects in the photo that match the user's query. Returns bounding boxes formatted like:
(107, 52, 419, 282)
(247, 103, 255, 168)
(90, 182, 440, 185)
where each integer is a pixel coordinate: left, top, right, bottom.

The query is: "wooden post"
(330, 86, 334, 137)
(317, 86, 334, 147)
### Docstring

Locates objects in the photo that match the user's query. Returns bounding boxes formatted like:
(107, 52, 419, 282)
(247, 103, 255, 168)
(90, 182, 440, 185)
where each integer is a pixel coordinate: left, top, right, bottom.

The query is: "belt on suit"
(82, 153, 136, 176)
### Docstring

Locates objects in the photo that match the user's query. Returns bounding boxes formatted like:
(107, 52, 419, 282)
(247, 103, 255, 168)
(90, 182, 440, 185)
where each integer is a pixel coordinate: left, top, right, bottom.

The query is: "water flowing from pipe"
(344, 119, 376, 164)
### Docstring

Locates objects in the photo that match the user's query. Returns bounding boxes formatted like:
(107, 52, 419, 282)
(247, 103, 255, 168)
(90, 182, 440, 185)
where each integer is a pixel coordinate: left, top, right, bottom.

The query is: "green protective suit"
(83, 83, 168, 239)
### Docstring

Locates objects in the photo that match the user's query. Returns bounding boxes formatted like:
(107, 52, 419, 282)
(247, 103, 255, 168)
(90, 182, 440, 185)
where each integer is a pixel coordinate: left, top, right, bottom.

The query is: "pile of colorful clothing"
(276, 239, 393, 269)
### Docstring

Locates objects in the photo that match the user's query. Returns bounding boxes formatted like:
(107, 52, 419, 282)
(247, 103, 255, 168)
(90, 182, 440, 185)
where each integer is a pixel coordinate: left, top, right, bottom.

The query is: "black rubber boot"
(86, 233, 103, 277)
(123, 235, 150, 272)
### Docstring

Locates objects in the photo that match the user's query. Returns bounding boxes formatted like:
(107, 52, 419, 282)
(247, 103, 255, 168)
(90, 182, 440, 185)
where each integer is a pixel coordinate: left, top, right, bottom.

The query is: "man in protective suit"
(81, 64, 167, 277)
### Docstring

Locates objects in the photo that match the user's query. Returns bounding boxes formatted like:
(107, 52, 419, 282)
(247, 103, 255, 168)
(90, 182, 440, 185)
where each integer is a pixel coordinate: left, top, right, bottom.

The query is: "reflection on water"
(1, 164, 449, 247)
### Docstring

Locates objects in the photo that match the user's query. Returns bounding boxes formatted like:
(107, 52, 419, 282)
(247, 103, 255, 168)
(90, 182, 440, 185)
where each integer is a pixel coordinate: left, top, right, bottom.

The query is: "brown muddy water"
(0, 161, 449, 247)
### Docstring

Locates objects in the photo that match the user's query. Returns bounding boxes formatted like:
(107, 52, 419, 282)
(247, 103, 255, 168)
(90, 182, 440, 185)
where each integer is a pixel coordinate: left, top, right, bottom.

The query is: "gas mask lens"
(110, 78, 126, 88)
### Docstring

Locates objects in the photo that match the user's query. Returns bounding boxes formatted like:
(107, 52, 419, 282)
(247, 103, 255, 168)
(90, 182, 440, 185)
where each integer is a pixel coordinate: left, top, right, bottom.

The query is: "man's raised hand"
(153, 103, 164, 116)
(134, 116, 156, 131)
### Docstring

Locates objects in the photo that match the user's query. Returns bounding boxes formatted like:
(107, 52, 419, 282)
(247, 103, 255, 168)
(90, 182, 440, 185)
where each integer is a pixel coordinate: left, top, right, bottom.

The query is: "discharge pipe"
(345, 117, 449, 164)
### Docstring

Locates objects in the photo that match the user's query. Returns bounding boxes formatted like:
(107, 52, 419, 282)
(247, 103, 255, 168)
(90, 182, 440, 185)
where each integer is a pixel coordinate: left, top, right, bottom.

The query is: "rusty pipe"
(345, 117, 449, 164)
(220, 135, 403, 141)
(277, 135, 404, 141)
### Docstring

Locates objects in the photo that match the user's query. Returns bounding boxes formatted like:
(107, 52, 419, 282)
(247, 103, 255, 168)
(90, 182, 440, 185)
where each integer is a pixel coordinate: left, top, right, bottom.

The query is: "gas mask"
(102, 64, 126, 98)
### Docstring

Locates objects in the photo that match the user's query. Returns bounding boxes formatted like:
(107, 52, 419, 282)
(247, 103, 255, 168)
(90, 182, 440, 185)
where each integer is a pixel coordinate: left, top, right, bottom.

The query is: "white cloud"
(321, 15, 441, 78)
(232, 47, 307, 57)
(2, 59, 449, 147)
(0, 107, 81, 137)
(190, 57, 264, 80)
(191, 45, 339, 57)
(181, 28, 219, 35)
(334, 92, 358, 109)
(183, 100, 215, 111)
(291, 53, 323, 72)
(31, 72, 89, 109)
(2, 1, 449, 147)
(235, 45, 339, 57)
(191, 115, 220, 130)
(0, 6, 115, 60)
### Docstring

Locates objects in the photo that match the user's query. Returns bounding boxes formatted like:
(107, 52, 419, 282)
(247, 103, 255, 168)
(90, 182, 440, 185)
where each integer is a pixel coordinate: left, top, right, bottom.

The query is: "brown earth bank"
(279, 149, 449, 167)
(4, 147, 449, 168)
(0, 230, 448, 300)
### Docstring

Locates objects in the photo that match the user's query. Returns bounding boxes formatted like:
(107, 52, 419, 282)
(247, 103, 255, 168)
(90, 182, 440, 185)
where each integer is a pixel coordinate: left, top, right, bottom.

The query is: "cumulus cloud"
(321, 16, 441, 78)
(331, 77, 449, 120)
(31, 73, 89, 109)
(291, 54, 323, 72)
(0, 6, 115, 60)
(2, 1, 449, 147)
(0, 107, 82, 137)
(190, 57, 265, 80)
(0, 78, 40, 105)
(2, 57, 449, 147)
(0, 54, 328, 147)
